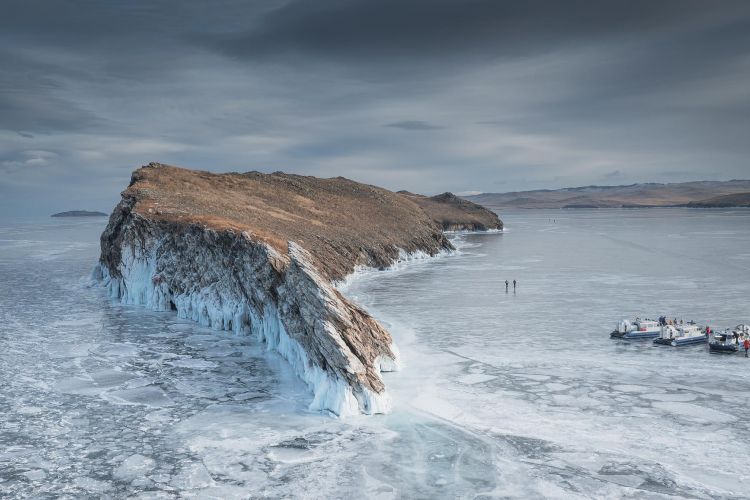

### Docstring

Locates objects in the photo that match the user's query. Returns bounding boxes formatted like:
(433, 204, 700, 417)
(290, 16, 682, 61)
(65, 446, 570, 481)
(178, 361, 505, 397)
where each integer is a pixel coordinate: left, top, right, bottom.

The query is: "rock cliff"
(95, 163, 502, 415)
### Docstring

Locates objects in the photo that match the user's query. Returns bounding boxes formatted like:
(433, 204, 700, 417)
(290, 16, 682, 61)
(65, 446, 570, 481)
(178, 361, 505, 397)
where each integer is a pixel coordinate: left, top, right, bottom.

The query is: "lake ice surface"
(1, 209, 749, 498)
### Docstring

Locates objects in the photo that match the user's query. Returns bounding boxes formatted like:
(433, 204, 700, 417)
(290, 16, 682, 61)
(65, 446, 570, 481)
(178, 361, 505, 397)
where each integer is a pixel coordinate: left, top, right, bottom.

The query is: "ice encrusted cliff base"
(94, 218, 397, 416)
(94, 163, 502, 416)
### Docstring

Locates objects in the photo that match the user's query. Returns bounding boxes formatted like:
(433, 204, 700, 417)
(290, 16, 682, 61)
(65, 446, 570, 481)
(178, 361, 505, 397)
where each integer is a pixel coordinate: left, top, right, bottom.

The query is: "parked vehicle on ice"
(654, 323, 707, 346)
(709, 330, 739, 354)
(611, 318, 661, 339)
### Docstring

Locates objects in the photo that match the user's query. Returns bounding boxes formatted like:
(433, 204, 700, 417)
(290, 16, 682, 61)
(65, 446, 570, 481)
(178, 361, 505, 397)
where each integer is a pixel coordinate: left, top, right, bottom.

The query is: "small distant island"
(51, 210, 108, 218)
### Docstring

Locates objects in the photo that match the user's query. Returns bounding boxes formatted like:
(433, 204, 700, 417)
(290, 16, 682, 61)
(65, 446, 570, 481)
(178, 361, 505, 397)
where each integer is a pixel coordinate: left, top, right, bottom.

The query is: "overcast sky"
(2, 0, 749, 215)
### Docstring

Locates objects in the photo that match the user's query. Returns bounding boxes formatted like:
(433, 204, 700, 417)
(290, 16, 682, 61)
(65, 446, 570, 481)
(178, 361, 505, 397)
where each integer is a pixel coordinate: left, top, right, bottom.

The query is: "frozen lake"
(1, 209, 749, 498)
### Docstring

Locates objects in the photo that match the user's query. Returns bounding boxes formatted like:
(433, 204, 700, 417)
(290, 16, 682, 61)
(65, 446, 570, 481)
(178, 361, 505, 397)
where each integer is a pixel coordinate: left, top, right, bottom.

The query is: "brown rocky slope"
(401, 191, 502, 231)
(95, 163, 502, 416)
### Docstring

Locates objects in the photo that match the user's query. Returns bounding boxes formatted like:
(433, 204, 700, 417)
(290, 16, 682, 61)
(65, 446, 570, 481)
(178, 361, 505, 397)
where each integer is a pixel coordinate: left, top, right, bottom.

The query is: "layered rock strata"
(95, 163, 502, 415)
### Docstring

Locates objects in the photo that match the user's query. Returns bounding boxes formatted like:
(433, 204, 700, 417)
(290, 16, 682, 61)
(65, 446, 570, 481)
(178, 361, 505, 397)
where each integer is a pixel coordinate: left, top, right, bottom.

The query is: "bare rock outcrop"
(400, 191, 503, 231)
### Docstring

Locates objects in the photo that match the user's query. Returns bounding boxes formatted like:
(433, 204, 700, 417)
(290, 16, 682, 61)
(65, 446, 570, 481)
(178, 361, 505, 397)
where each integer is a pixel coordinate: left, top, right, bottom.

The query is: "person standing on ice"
(505, 280, 509, 292)
(744, 338, 749, 357)
(513, 279, 517, 291)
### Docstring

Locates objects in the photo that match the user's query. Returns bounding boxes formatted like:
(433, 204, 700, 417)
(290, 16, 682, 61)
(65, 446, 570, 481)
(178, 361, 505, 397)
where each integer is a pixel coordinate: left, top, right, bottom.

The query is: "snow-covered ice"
(457, 373, 497, 385)
(2, 210, 750, 498)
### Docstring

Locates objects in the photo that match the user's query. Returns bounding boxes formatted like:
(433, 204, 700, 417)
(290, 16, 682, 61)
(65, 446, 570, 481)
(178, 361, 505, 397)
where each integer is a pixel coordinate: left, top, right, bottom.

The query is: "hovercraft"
(654, 323, 707, 347)
(611, 318, 661, 339)
(709, 330, 739, 354)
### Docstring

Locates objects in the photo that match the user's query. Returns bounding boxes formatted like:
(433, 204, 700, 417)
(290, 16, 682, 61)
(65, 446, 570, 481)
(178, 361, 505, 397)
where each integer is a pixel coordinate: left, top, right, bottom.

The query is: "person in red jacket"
(743, 338, 749, 358)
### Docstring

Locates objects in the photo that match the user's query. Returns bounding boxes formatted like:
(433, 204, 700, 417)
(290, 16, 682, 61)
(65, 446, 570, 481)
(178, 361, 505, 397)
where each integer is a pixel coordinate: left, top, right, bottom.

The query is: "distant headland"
(464, 180, 750, 209)
(51, 210, 108, 217)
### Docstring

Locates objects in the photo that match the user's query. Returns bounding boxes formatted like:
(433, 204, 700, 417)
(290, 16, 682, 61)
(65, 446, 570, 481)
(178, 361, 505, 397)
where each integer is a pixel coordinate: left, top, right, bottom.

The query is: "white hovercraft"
(610, 318, 661, 340)
(653, 323, 707, 346)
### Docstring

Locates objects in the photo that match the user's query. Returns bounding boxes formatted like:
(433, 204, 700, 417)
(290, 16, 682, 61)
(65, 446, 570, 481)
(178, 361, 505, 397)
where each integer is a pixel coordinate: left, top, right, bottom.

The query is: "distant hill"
(463, 180, 750, 209)
(686, 192, 750, 208)
(51, 210, 108, 217)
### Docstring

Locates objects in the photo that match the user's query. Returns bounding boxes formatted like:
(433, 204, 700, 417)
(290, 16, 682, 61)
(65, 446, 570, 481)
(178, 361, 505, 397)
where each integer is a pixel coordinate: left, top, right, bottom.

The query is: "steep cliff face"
(95, 163, 502, 415)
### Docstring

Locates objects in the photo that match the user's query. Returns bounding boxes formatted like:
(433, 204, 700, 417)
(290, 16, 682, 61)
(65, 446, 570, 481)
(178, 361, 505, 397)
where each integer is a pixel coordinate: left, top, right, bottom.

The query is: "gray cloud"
(1, 0, 749, 216)
(205, 1, 736, 63)
(385, 121, 443, 131)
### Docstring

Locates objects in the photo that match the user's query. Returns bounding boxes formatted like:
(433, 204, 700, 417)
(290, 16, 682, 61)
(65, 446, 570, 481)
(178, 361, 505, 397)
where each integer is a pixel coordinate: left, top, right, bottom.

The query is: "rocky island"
(51, 210, 108, 217)
(94, 163, 501, 416)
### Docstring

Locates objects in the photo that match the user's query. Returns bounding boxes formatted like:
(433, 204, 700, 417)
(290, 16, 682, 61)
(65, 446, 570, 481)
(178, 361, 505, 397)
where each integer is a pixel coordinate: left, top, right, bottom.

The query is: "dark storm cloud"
(207, 0, 727, 61)
(1, 0, 749, 216)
